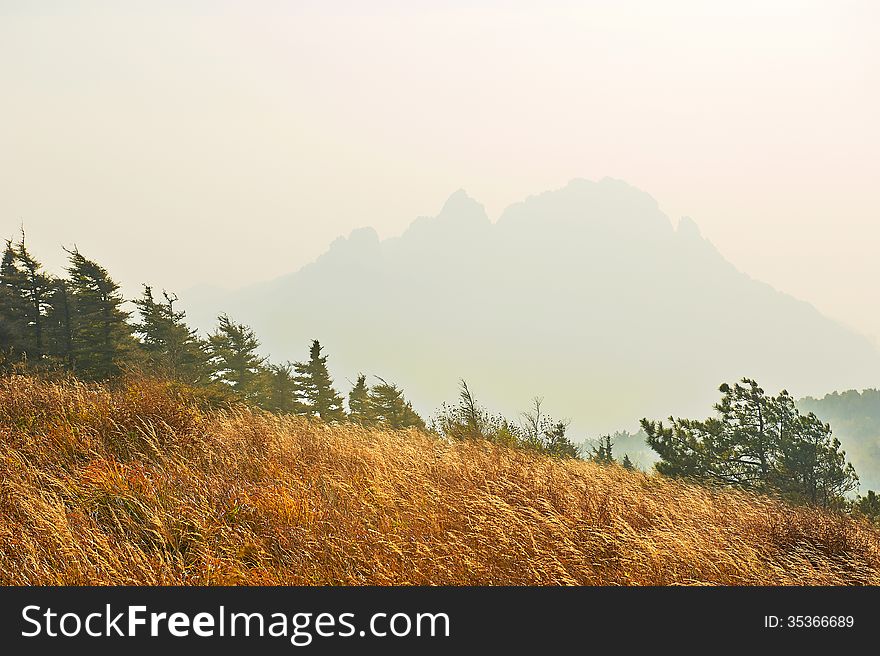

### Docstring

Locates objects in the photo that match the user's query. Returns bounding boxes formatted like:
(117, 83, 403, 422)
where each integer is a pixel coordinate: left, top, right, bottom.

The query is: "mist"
(3, 1, 880, 343)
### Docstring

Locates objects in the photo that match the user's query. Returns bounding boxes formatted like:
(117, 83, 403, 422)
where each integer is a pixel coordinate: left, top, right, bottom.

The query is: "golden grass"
(1, 374, 879, 585)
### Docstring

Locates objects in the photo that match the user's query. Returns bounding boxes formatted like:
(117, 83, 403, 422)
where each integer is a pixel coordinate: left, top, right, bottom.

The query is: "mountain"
(183, 178, 880, 438)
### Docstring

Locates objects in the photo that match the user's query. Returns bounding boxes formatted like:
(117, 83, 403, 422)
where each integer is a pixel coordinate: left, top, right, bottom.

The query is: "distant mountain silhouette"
(184, 178, 880, 436)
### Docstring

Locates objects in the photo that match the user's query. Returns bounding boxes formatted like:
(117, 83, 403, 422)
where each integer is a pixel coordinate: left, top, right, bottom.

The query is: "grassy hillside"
(1, 375, 879, 585)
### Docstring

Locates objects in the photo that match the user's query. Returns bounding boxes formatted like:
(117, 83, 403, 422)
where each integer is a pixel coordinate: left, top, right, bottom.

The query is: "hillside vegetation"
(800, 389, 880, 492)
(2, 375, 880, 585)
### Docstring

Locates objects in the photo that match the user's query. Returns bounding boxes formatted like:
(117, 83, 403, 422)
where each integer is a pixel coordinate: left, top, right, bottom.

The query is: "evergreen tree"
(207, 314, 266, 402)
(65, 247, 136, 379)
(589, 434, 615, 464)
(641, 378, 858, 507)
(348, 373, 372, 425)
(264, 361, 304, 414)
(0, 239, 27, 367)
(14, 235, 53, 361)
(367, 377, 426, 430)
(622, 454, 635, 471)
(853, 491, 880, 523)
(773, 409, 858, 507)
(543, 421, 579, 458)
(134, 285, 210, 383)
(44, 278, 74, 369)
(294, 340, 345, 422)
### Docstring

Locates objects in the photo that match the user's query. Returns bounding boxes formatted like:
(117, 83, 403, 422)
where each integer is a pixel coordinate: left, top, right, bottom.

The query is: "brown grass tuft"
(2, 375, 879, 585)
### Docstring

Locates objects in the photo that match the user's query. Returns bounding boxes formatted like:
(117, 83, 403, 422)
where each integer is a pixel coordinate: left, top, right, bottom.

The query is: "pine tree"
(14, 235, 53, 362)
(264, 361, 304, 414)
(65, 247, 136, 379)
(622, 454, 635, 471)
(641, 378, 858, 507)
(367, 377, 426, 430)
(2, 236, 74, 372)
(544, 421, 580, 458)
(294, 340, 345, 422)
(348, 373, 372, 425)
(134, 285, 210, 384)
(207, 314, 266, 402)
(773, 408, 858, 507)
(0, 239, 27, 367)
(589, 434, 615, 464)
(853, 491, 880, 523)
(44, 278, 74, 369)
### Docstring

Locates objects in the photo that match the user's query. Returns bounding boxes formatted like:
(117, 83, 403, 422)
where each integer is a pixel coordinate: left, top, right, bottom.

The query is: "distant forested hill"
(799, 390, 880, 492)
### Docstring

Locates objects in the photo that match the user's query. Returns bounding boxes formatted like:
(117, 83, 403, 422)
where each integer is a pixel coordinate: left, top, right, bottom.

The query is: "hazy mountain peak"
(496, 177, 672, 245)
(185, 179, 880, 439)
(312, 227, 382, 271)
(440, 188, 483, 216)
(560, 176, 663, 210)
(435, 189, 489, 229)
(402, 189, 489, 241)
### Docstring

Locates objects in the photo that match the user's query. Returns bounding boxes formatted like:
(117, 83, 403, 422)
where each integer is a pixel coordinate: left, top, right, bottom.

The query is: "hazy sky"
(2, 1, 879, 342)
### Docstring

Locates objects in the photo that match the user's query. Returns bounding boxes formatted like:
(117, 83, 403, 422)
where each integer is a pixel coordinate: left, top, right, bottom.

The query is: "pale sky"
(2, 1, 879, 343)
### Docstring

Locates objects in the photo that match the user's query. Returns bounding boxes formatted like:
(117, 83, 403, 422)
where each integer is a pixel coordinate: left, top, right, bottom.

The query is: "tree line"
(0, 234, 422, 428)
(0, 234, 582, 457)
(2, 233, 875, 511)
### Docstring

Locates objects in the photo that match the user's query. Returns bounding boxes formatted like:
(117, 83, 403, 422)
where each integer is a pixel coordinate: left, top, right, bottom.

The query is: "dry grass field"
(1, 375, 879, 585)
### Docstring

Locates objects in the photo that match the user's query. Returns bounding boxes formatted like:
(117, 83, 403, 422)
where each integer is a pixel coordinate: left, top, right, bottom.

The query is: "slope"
(1, 375, 878, 585)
